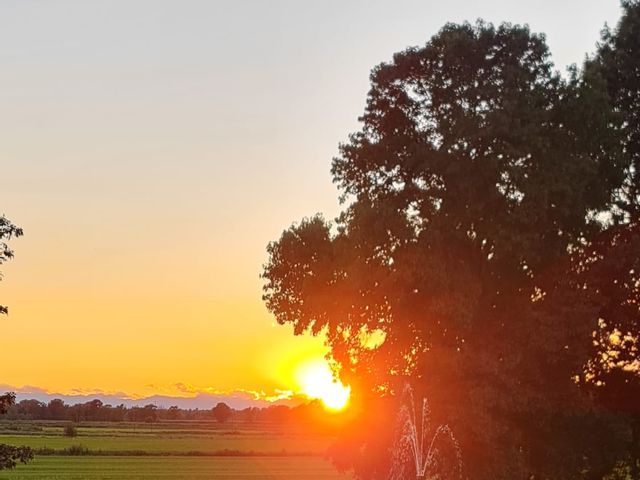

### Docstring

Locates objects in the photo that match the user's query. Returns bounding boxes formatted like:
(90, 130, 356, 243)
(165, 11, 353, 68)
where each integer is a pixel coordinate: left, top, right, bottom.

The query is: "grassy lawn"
(0, 456, 351, 479)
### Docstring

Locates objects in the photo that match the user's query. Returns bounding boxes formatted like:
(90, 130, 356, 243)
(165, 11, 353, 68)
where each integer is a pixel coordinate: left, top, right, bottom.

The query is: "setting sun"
(296, 361, 351, 411)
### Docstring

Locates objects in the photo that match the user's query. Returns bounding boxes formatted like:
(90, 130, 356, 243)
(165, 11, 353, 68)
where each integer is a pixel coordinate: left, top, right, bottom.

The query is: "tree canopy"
(211, 402, 232, 423)
(263, 14, 639, 480)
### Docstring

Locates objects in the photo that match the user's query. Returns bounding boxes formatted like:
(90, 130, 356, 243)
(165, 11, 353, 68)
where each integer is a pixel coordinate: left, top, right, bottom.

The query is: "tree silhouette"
(0, 394, 32, 470)
(211, 402, 232, 423)
(0, 215, 23, 315)
(0, 216, 31, 470)
(589, 0, 640, 221)
(263, 20, 631, 480)
(571, 221, 640, 476)
(578, 4, 640, 474)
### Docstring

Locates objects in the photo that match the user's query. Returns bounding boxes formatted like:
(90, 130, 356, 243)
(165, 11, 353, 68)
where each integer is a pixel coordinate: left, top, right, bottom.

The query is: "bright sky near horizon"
(0, 0, 623, 401)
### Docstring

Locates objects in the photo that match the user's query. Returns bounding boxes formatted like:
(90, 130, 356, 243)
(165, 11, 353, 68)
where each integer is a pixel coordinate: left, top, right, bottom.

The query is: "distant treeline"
(0, 398, 336, 425)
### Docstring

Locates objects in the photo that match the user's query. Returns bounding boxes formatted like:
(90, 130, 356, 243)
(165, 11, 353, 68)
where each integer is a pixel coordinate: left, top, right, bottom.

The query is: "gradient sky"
(0, 0, 623, 400)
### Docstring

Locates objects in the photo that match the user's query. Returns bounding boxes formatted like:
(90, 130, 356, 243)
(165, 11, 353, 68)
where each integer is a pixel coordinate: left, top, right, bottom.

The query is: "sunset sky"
(1, 0, 623, 403)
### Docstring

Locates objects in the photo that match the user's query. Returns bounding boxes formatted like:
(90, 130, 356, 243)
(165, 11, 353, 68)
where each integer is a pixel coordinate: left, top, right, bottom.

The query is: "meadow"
(0, 421, 350, 479)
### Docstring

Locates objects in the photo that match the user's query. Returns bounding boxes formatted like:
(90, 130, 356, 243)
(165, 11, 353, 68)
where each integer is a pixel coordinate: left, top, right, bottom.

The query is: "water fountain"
(388, 384, 463, 480)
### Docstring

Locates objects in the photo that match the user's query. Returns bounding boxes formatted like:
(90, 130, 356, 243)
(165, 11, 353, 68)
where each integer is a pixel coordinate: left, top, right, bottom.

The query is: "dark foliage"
(0, 216, 32, 471)
(0, 444, 33, 471)
(262, 14, 639, 480)
(0, 393, 33, 470)
(0, 215, 23, 315)
(589, 0, 640, 221)
(211, 402, 232, 423)
(0, 393, 15, 415)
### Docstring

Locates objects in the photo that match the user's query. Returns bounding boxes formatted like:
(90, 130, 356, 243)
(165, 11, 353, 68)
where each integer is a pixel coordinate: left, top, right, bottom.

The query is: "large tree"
(263, 20, 630, 480)
(211, 402, 233, 423)
(575, 2, 640, 474)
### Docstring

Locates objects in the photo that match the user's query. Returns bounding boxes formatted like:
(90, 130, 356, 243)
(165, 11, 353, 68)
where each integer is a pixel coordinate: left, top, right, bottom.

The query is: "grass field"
(0, 421, 352, 479)
(0, 457, 349, 479)
(0, 432, 329, 454)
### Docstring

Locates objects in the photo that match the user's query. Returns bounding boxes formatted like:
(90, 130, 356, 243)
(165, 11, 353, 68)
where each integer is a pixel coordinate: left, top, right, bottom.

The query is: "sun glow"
(296, 361, 351, 411)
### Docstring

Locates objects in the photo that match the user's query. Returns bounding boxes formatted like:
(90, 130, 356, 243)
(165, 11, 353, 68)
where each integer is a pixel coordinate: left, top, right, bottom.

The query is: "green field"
(0, 457, 348, 479)
(0, 432, 329, 454)
(0, 422, 351, 479)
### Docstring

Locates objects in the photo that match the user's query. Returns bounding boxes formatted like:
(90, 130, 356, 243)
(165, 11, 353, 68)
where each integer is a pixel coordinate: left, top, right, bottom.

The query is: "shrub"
(63, 424, 77, 437)
(0, 444, 33, 470)
(65, 445, 89, 456)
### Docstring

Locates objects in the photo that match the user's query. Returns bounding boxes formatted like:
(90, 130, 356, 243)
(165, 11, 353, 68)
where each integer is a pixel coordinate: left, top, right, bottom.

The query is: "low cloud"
(0, 383, 309, 410)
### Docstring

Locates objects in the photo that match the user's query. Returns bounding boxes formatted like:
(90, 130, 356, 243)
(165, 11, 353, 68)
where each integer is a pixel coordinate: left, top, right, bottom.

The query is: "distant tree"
(68, 404, 83, 423)
(126, 406, 141, 422)
(143, 404, 157, 423)
(17, 400, 46, 420)
(84, 399, 103, 421)
(110, 404, 127, 422)
(165, 405, 180, 421)
(263, 405, 290, 424)
(47, 399, 67, 420)
(263, 20, 628, 480)
(239, 407, 257, 424)
(0, 396, 327, 428)
(211, 402, 232, 423)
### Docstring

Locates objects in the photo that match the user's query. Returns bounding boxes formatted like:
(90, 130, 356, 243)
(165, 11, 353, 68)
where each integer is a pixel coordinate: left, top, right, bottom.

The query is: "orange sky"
(0, 0, 622, 401)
